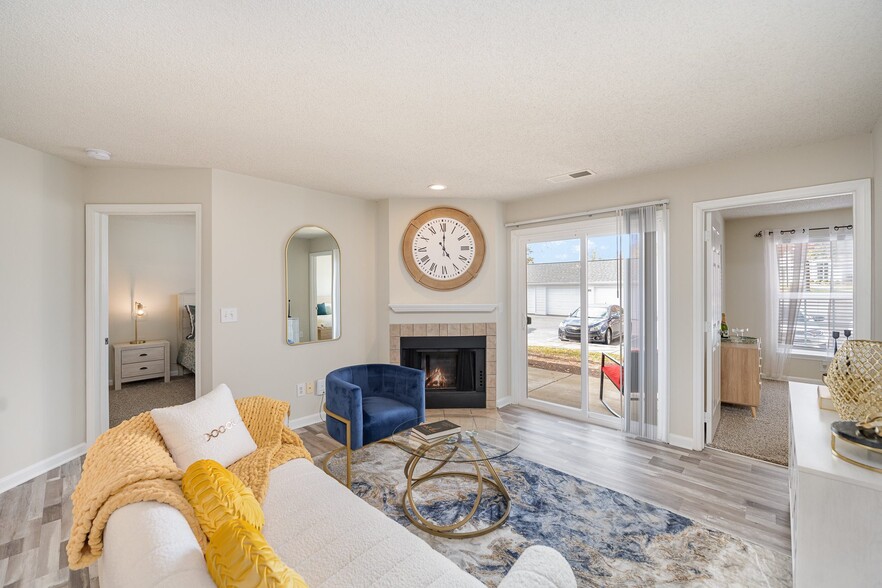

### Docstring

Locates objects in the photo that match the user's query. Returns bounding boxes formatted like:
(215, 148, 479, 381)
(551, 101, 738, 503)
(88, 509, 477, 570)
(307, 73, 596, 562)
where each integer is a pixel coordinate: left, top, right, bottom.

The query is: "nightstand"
(113, 340, 170, 391)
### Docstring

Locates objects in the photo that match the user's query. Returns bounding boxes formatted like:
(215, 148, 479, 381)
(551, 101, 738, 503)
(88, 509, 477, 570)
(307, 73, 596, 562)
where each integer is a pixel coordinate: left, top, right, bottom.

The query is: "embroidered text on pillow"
(204, 420, 237, 442)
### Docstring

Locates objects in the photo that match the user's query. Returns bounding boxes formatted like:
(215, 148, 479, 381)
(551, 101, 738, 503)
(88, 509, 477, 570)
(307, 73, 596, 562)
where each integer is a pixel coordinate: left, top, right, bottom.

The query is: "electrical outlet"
(316, 378, 326, 396)
(296, 383, 306, 397)
(220, 307, 238, 323)
(306, 381, 315, 395)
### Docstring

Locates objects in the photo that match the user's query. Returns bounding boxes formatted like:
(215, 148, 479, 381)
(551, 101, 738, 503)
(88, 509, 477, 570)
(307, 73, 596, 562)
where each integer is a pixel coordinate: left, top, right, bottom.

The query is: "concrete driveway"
(527, 314, 621, 353)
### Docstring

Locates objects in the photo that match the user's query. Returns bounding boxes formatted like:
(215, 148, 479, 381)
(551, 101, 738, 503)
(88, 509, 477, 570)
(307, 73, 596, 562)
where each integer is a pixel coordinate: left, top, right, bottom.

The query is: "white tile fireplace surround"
(390, 322, 497, 408)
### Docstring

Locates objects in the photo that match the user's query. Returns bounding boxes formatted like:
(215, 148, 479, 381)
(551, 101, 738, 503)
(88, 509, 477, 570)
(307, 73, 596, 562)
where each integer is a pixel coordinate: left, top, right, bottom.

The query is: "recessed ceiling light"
(85, 148, 111, 161)
(428, 184, 447, 191)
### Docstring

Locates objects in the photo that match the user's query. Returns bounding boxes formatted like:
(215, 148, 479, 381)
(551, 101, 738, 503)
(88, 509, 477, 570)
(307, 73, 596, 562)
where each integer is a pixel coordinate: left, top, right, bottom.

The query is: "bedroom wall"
(504, 133, 875, 446)
(210, 169, 379, 424)
(107, 214, 197, 380)
(83, 167, 214, 392)
(723, 207, 853, 382)
(0, 138, 85, 484)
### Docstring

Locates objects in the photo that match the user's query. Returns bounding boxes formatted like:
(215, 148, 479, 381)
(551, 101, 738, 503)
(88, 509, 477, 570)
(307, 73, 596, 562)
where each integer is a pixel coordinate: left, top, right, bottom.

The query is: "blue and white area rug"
(323, 444, 791, 587)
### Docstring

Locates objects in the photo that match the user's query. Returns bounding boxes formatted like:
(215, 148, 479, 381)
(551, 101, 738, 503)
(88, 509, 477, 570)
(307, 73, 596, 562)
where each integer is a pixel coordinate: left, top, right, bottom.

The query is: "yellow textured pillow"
(207, 518, 308, 588)
(182, 459, 265, 540)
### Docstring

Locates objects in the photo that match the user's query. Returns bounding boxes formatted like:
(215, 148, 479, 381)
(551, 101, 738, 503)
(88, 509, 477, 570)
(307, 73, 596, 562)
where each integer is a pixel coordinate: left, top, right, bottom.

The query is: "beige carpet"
(709, 379, 790, 466)
(109, 374, 196, 427)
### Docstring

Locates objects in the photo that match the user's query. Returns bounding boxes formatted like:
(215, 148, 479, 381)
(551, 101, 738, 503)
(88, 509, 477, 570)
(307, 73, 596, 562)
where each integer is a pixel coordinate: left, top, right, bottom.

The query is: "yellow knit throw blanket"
(67, 396, 312, 570)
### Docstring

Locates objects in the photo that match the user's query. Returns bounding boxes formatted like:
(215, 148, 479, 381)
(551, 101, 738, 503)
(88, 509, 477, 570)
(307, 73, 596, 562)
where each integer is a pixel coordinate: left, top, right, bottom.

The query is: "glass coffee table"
(391, 418, 520, 538)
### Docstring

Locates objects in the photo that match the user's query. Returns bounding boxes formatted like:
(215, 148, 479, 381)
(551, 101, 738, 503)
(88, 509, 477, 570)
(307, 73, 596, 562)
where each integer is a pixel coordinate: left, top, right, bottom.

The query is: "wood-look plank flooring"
(0, 456, 98, 587)
(301, 405, 791, 555)
(0, 405, 789, 587)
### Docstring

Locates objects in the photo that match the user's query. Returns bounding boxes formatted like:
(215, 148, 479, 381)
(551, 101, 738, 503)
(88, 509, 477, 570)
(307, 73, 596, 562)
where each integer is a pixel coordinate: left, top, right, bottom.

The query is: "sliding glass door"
(513, 205, 668, 440)
(517, 216, 625, 425)
(524, 235, 584, 410)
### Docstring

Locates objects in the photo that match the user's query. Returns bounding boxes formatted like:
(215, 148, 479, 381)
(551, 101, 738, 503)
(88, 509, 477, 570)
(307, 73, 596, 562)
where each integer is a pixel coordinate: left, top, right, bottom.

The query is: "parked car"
(558, 304, 624, 344)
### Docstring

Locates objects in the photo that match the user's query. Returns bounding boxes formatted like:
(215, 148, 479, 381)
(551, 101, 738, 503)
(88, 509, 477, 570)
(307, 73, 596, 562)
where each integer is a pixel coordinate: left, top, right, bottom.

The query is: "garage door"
(527, 286, 537, 314)
(590, 286, 619, 306)
(546, 286, 580, 316)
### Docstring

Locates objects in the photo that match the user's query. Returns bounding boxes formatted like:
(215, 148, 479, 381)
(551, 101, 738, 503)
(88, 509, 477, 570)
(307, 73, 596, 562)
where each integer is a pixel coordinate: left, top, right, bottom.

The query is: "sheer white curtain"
(763, 229, 808, 379)
(618, 204, 668, 441)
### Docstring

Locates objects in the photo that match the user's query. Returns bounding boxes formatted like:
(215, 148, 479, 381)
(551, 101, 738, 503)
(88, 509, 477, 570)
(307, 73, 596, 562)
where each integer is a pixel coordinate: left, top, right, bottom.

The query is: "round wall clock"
(402, 206, 486, 290)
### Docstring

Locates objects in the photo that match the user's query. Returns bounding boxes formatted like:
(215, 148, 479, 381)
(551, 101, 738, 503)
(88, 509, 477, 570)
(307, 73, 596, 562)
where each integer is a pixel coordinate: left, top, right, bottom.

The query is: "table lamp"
(131, 301, 147, 344)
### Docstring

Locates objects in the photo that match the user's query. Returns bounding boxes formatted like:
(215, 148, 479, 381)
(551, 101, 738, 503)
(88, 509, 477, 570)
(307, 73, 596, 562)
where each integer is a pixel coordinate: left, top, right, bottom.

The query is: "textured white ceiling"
(720, 194, 852, 219)
(2, 2, 881, 201)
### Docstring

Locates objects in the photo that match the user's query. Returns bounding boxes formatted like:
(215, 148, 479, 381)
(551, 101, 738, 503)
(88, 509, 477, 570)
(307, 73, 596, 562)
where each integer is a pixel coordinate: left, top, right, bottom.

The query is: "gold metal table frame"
(831, 430, 882, 474)
(401, 432, 513, 539)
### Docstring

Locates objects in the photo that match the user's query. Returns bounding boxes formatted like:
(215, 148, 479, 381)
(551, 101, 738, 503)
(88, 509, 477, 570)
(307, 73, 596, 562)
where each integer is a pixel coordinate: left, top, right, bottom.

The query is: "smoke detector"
(85, 148, 111, 161)
(546, 169, 594, 184)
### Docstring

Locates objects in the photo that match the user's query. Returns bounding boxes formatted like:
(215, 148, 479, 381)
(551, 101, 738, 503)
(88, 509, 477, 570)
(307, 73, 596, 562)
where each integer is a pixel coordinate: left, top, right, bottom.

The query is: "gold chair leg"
(322, 402, 354, 490)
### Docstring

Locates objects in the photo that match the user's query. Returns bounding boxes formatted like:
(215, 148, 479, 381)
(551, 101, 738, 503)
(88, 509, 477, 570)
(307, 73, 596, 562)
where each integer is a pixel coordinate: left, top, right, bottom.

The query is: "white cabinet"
(112, 340, 170, 391)
(788, 382, 882, 586)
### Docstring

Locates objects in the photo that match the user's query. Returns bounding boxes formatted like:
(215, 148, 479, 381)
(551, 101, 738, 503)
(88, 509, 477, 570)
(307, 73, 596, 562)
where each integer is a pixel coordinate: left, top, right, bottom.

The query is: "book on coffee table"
(412, 420, 461, 442)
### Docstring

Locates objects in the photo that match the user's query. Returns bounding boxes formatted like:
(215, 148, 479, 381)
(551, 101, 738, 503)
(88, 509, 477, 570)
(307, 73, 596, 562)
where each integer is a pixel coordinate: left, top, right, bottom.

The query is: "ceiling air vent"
(546, 169, 595, 183)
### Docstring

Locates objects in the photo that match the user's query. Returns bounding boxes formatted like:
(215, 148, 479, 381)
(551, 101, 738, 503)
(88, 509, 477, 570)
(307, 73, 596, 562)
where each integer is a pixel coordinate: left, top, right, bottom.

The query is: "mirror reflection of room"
(285, 226, 341, 344)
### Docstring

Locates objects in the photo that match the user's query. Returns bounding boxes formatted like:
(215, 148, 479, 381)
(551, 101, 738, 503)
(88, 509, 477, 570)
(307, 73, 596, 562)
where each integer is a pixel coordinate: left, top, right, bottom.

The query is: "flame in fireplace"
(426, 367, 449, 388)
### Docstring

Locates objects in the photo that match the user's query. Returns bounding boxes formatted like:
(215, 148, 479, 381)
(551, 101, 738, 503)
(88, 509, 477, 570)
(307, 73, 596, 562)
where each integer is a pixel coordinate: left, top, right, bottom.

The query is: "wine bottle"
(721, 313, 729, 339)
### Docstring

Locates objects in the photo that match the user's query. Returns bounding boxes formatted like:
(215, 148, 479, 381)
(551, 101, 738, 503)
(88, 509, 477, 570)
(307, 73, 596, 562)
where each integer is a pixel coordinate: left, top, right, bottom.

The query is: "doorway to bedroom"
(106, 214, 197, 427)
(85, 204, 202, 442)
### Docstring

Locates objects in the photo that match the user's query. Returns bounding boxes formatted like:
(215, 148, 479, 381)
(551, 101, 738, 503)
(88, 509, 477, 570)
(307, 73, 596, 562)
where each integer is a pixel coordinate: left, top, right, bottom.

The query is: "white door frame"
(85, 203, 203, 445)
(691, 179, 872, 451)
(509, 217, 625, 429)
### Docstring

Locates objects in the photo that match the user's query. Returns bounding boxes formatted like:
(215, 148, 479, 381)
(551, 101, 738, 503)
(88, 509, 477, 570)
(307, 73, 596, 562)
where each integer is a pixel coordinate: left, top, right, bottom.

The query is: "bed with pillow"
(316, 301, 333, 335)
(177, 292, 197, 374)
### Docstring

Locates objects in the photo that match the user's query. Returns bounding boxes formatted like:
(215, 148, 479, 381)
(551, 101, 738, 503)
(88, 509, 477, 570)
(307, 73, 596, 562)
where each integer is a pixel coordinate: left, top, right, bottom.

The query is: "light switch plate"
(220, 307, 238, 323)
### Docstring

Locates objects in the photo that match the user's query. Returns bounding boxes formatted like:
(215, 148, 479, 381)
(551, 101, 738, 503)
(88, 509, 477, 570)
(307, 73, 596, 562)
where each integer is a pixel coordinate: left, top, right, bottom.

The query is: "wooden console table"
(721, 338, 761, 417)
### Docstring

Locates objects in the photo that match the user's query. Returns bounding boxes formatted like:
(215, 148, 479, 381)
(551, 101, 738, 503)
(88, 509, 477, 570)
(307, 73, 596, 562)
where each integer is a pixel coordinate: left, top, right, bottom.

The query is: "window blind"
(777, 231, 854, 352)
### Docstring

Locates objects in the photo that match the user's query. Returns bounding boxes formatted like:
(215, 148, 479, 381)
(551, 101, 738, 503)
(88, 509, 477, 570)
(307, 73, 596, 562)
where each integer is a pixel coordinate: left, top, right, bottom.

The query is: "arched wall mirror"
(285, 226, 341, 345)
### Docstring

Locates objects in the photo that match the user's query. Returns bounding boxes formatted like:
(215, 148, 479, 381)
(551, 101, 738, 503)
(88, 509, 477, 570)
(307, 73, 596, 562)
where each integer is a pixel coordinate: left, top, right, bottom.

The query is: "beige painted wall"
(285, 236, 310, 340)
(108, 215, 196, 380)
(723, 207, 853, 381)
(875, 115, 882, 340)
(505, 133, 876, 442)
(380, 198, 510, 402)
(210, 169, 379, 422)
(0, 138, 85, 480)
(84, 167, 214, 391)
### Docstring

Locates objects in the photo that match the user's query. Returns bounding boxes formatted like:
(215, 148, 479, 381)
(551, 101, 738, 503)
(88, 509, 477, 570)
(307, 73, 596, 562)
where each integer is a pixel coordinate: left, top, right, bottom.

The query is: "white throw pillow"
(151, 383, 257, 470)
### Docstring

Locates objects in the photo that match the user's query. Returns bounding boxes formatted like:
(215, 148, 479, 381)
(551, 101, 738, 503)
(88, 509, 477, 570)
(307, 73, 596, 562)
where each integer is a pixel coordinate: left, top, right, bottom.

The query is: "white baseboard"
(667, 433, 694, 450)
(495, 395, 514, 408)
(0, 443, 87, 495)
(289, 413, 323, 430)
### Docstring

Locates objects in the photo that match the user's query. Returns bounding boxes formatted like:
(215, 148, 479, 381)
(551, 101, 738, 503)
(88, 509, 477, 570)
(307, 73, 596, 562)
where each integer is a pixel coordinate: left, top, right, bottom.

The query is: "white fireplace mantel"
(388, 304, 497, 314)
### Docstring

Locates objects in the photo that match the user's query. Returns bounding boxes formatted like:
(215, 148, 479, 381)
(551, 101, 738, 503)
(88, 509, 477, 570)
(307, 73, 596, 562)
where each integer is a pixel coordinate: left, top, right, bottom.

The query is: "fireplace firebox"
(400, 335, 486, 408)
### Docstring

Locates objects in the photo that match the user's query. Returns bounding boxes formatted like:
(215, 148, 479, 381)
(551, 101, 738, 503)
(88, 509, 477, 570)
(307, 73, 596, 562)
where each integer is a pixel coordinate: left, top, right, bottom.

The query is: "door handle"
(526, 316, 532, 325)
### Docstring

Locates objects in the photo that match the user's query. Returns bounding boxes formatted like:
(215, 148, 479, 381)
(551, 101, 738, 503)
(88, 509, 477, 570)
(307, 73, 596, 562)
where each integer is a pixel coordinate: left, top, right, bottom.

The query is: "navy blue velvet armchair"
(323, 364, 425, 488)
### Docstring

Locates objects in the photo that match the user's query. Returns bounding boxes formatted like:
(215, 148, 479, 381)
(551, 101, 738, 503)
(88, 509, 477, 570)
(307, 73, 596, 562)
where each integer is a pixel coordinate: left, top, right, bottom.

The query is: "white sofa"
(100, 458, 576, 587)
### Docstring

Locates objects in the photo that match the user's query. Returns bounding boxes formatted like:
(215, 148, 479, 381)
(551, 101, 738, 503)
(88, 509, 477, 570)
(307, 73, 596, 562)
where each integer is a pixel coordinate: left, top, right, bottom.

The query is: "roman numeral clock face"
(403, 208, 485, 290)
(412, 218, 474, 280)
